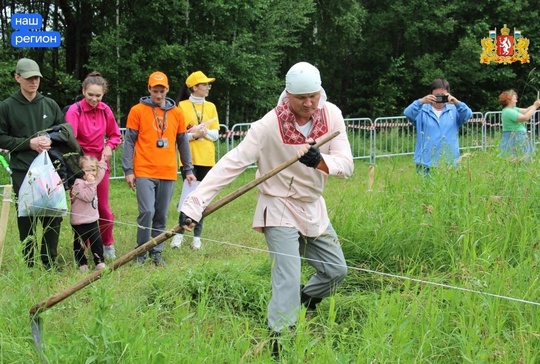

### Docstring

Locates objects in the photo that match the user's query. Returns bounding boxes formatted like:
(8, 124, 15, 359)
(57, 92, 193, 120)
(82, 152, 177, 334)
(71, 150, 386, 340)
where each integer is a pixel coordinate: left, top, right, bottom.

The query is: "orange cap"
(148, 71, 169, 88)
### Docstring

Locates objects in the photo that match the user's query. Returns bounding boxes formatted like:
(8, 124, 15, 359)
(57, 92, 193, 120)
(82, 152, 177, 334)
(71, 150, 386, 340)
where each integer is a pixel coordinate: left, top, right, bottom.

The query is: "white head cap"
(277, 62, 327, 107)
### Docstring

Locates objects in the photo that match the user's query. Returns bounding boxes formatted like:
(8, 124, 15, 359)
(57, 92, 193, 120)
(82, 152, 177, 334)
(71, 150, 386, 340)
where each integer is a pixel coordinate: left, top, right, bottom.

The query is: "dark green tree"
(2, 0, 540, 122)
(86, 0, 316, 126)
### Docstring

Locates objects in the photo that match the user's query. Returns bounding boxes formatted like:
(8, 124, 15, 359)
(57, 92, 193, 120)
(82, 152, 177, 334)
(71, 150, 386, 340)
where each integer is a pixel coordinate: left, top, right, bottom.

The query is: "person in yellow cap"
(0, 58, 66, 270)
(122, 71, 200, 266)
(179, 62, 354, 357)
(171, 71, 219, 250)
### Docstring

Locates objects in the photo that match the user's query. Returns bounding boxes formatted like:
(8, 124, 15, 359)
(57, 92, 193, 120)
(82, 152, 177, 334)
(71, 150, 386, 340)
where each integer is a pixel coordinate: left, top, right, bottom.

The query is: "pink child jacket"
(70, 160, 107, 225)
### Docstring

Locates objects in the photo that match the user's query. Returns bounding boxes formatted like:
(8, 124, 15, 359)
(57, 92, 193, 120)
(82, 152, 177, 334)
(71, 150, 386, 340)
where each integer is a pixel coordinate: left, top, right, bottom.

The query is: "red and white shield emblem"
(497, 35, 514, 56)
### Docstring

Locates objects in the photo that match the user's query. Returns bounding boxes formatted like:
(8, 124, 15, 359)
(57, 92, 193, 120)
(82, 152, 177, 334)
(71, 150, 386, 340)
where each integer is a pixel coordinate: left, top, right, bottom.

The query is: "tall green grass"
(2, 148, 540, 363)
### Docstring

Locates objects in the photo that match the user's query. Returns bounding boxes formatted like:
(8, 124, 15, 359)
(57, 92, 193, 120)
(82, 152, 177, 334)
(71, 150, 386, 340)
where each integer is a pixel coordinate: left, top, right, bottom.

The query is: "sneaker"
(104, 245, 116, 260)
(270, 338, 281, 359)
(171, 234, 184, 248)
(95, 263, 106, 270)
(269, 331, 282, 359)
(152, 252, 167, 266)
(191, 237, 202, 250)
(133, 254, 146, 265)
(79, 264, 89, 272)
(301, 286, 322, 310)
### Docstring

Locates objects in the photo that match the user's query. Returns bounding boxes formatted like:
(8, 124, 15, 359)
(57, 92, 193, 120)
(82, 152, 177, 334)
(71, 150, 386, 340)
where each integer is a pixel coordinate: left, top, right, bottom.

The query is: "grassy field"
(1, 149, 540, 363)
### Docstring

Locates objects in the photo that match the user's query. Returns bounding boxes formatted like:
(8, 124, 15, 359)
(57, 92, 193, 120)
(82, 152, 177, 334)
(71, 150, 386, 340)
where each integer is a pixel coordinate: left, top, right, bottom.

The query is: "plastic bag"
(176, 179, 199, 212)
(17, 151, 68, 217)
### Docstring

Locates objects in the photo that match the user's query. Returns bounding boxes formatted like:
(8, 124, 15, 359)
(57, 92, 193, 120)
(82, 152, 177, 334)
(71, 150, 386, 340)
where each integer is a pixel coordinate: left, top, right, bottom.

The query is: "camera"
(435, 95, 448, 103)
(156, 138, 169, 148)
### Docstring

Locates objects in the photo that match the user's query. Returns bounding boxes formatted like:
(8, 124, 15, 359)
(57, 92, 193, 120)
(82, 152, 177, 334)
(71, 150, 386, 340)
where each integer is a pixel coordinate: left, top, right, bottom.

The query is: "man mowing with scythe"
(180, 62, 354, 357)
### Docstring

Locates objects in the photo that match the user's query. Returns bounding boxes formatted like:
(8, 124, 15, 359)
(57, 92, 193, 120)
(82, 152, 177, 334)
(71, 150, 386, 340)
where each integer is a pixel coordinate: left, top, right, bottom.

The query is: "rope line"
(195, 235, 540, 307)
(1, 184, 539, 307)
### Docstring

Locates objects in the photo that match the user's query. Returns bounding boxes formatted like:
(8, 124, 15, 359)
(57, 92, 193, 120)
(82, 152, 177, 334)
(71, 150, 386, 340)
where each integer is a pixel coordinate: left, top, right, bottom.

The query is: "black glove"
(179, 211, 197, 228)
(299, 145, 322, 168)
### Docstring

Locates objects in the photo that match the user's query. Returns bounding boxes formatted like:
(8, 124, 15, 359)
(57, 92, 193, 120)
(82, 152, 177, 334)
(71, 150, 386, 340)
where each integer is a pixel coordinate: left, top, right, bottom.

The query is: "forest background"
(1, 0, 540, 127)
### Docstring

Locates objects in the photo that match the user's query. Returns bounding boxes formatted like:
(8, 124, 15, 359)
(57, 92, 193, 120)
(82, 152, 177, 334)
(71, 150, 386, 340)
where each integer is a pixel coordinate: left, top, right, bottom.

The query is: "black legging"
(72, 222, 104, 267)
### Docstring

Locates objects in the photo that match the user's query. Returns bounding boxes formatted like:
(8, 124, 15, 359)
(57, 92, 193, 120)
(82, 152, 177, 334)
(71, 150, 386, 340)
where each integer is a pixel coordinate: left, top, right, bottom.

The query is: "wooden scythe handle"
(201, 130, 340, 216)
(29, 130, 340, 315)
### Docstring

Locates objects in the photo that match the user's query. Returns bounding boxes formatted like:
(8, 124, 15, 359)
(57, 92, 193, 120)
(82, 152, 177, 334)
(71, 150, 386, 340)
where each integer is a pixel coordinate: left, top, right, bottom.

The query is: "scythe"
(29, 131, 339, 361)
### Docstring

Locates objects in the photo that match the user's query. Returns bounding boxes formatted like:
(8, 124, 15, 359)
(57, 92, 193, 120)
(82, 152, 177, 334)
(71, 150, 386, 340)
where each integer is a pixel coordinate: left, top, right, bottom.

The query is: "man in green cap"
(0, 58, 67, 270)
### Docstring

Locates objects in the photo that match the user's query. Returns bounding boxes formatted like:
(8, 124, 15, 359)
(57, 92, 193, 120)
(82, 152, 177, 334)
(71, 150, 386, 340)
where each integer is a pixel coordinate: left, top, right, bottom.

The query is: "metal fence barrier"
(2, 110, 528, 180)
(345, 118, 373, 162)
(457, 112, 485, 151)
(483, 111, 502, 149)
(107, 110, 539, 179)
(372, 116, 414, 163)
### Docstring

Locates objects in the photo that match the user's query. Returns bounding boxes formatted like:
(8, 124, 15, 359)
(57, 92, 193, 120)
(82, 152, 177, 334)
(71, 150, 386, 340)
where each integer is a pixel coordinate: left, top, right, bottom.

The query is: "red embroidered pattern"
(275, 99, 328, 144)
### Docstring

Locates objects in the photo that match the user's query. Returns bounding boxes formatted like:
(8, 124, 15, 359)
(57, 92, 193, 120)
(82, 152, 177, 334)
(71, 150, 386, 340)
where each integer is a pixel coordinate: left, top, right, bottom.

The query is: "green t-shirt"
(502, 107, 526, 132)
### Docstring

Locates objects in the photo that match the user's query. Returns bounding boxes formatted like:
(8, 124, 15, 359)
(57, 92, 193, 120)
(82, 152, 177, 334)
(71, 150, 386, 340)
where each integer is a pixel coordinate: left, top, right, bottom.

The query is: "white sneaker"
(104, 245, 116, 260)
(171, 234, 184, 248)
(191, 237, 202, 250)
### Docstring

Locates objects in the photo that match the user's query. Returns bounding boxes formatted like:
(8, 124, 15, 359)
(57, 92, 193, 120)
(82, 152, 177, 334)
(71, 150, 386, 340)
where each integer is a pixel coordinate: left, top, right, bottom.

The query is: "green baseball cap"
(16, 58, 43, 79)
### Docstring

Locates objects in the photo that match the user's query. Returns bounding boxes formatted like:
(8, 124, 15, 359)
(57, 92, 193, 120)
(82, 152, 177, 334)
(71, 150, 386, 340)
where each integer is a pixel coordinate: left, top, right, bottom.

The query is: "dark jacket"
(47, 123, 84, 188)
(0, 91, 66, 174)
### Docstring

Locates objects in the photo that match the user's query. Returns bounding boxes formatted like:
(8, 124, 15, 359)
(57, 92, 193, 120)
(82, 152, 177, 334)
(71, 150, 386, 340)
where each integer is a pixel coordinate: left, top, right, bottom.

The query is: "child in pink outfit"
(70, 156, 107, 271)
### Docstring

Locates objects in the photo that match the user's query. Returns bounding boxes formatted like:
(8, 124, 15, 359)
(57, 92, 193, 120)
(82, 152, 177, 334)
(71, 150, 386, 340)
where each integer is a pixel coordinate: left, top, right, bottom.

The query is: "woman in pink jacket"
(65, 72, 122, 260)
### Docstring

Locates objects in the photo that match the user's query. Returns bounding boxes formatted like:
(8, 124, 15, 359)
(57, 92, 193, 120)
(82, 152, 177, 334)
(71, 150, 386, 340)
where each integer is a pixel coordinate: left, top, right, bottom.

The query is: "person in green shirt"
(498, 89, 540, 161)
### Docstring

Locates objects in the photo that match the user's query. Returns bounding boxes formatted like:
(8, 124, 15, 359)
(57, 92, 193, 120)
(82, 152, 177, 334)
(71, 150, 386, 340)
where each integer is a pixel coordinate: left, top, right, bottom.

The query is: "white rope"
(2, 184, 539, 307)
(191, 235, 540, 307)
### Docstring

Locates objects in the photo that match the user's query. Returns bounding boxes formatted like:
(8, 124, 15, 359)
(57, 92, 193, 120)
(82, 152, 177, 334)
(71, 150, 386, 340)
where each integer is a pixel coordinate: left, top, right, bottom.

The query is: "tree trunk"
(58, 0, 93, 79)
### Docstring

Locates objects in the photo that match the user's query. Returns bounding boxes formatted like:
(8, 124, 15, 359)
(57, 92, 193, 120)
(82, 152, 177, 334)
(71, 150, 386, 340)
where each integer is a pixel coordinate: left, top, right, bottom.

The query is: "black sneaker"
(300, 286, 322, 310)
(269, 331, 282, 359)
(270, 337, 281, 359)
(152, 252, 167, 267)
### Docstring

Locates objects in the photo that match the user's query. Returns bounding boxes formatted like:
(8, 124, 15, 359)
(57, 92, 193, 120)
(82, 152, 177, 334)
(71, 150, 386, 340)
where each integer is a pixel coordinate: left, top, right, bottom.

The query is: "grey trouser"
(264, 224, 347, 332)
(135, 178, 175, 254)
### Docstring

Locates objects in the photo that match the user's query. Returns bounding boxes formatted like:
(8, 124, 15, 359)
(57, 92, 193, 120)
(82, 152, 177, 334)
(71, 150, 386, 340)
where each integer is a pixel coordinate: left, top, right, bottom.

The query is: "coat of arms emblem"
(480, 24, 530, 64)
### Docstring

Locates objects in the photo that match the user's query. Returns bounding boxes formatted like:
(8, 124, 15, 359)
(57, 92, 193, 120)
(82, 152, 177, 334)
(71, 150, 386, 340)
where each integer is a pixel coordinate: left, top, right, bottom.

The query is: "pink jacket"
(65, 99, 121, 158)
(70, 161, 107, 225)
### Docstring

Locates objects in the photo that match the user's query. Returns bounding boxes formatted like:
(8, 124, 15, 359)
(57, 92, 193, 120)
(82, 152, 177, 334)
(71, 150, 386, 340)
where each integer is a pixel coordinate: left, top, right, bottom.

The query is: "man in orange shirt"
(122, 71, 199, 266)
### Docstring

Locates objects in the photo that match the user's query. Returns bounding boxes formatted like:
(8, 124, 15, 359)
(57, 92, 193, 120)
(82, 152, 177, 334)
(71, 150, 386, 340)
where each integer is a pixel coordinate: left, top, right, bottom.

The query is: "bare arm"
(516, 100, 540, 122)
